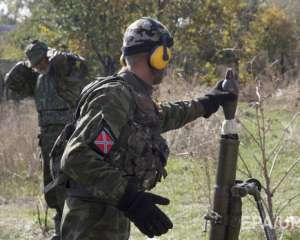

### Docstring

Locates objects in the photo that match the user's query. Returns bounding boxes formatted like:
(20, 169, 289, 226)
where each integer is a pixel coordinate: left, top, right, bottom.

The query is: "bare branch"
(238, 152, 252, 177)
(237, 117, 261, 147)
(272, 157, 300, 195)
(267, 112, 300, 162)
(253, 153, 264, 170)
(237, 168, 251, 178)
(268, 144, 283, 178)
(255, 80, 276, 223)
(269, 112, 300, 178)
(275, 192, 300, 217)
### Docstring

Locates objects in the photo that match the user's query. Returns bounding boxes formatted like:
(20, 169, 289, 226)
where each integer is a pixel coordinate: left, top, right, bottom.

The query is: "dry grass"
(156, 69, 221, 158)
(0, 99, 40, 200)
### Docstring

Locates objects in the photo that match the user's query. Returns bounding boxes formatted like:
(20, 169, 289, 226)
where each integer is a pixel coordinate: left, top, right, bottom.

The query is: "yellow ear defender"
(149, 45, 172, 70)
(120, 47, 172, 70)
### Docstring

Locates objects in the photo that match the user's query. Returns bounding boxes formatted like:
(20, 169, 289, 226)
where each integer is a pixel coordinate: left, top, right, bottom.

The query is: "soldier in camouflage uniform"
(60, 17, 237, 240)
(4, 40, 89, 240)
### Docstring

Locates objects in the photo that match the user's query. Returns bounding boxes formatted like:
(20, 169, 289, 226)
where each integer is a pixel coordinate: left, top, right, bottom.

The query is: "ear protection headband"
(120, 17, 173, 70)
(146, 17, 172, 70)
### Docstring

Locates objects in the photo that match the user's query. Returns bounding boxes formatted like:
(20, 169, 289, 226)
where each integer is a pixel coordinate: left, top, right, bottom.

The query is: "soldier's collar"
(119, 70, 153, 96)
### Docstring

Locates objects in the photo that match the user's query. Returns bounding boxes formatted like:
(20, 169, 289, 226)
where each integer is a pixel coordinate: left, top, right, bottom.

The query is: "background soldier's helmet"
(122, 17, 173, 56)
(25, 40, 48, 67)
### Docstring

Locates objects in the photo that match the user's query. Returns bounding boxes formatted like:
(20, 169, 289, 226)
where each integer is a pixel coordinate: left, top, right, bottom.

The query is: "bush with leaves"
(3, 0, 299, 85)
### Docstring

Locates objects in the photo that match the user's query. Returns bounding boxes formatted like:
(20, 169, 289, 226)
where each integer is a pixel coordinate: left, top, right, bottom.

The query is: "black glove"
(118, 182, 173, 238)
(200, 80, 237, 118)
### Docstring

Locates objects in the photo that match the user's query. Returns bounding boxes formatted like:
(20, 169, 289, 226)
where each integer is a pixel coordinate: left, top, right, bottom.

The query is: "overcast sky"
(0, 2, 7, 14)
(0, 2, 31, 22)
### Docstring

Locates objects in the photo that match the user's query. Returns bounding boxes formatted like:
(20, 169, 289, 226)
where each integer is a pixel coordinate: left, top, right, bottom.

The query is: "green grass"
(0, 173, 41, 199)
(0, 201, 53, 240)
(236, 102, 300, 240)
(129, 156, 212, 240)
(0, 171, 57, 240)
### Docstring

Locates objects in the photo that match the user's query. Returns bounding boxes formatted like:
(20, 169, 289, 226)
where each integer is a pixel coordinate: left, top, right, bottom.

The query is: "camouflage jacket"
(4, 61, 38, 100)
(61, 70, 210, 206)
(5, 50, 89, 127)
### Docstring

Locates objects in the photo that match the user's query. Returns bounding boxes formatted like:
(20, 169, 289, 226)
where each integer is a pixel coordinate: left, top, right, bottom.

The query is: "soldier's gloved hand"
(118, 182, 173, 238)
(201, 80, 237, 118)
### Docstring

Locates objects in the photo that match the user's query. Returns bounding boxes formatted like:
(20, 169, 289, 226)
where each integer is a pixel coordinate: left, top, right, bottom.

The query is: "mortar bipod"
(204, 178, 276, 240)
(231, 178, 275, 240)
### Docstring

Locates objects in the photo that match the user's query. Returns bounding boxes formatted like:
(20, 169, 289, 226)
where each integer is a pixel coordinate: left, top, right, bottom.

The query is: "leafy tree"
(161, 0, 258, 82)
(243, 5, 297, 80)
(48, 0, 172, 75)
(252, 6, 297, 60)
(4, 0, 299, 83)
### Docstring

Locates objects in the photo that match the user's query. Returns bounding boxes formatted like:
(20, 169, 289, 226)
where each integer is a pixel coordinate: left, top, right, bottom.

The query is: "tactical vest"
(107, 73, 169, 190)
(35, 73, 73, 127)
(49, 73, 169, 195)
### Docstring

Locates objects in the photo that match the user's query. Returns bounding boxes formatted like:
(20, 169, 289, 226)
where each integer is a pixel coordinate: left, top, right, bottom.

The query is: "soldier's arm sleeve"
(51, 53, 90, 108)
(158, 97, 216, 133)
(4, 61, 37, 99)
(61, 84, 133, 206)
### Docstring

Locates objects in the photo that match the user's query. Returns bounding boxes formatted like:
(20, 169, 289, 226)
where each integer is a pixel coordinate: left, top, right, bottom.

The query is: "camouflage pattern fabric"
(35, 73, 73, 127)
(35, 49, 89, 127)
(122, 17, 172, 48)
(122, 17, 173, 56)
(61, 197, 130, 240)
(5, 49, 89, 238)
(4, 61, 38, 100)
(39, 125, 66, 211)
(46, 49, 89, 108)
(39, 125, 67, 239)
(60, 70, 208, 239)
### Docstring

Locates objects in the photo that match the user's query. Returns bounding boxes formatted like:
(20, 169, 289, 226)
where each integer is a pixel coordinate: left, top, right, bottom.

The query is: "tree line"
(0, 0, 298, 84)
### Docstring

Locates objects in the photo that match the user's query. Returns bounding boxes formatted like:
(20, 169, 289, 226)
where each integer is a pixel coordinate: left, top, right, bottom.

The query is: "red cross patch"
(94, 128, 114, 155)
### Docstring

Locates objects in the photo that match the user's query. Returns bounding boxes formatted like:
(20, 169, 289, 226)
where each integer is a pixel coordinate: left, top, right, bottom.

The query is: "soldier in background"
(59, 17, 237, 240)
(4, 40, 89, 240)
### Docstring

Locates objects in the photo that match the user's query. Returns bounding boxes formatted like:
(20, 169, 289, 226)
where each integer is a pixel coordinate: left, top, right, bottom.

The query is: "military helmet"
(25, 40, 48, 67)
(122, 17, 173, 56)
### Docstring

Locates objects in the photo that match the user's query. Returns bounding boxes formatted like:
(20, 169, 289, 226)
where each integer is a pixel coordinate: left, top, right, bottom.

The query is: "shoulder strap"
(73, 74, 126, 121)
(49, 75, 126, 160)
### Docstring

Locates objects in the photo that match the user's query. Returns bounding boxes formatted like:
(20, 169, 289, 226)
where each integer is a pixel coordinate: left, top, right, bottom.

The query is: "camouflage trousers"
(39, 125, 66, 216)
(61, 196, 130, 240)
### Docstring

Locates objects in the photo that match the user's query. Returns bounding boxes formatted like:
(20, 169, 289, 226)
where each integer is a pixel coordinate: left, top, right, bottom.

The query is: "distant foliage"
(2, 0, 299, 83)
(245, 6, 297, 60)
